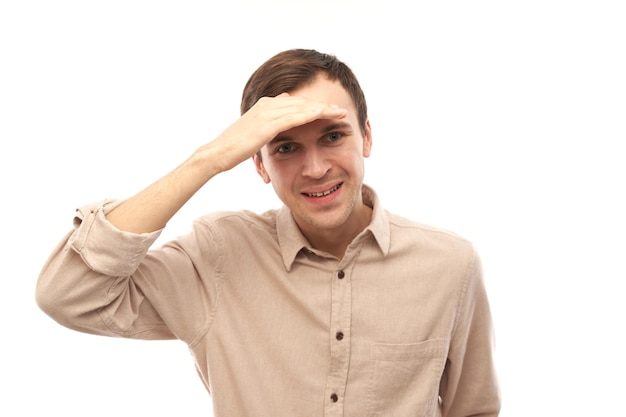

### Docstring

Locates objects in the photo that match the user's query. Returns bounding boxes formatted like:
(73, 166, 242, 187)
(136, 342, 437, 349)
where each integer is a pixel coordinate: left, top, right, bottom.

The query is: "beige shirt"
(37, 186, 500, 417)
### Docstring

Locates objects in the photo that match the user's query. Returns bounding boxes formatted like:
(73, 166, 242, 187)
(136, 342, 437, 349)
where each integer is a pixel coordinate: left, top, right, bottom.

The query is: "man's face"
(254, 75, 372, 238)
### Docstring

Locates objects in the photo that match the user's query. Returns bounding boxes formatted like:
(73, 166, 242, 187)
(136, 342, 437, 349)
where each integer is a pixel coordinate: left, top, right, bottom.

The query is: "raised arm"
(106, 94, 347, 233)
(36, 94, 346, 340)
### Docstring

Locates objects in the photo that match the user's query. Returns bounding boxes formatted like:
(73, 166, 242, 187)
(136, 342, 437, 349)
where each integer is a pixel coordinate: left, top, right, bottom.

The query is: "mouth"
(302, 183, 342, 198)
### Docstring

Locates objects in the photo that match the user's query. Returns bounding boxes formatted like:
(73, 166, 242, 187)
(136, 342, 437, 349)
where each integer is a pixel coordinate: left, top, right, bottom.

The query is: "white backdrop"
(1, 1, 625, 416)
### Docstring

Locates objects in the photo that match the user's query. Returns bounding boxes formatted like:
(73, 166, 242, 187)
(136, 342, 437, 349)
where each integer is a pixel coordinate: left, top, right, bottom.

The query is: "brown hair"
(240, 49, 368, 134)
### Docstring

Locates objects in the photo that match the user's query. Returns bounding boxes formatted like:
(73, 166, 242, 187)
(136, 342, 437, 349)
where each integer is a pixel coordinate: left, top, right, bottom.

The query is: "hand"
(199, 93, 348, 173)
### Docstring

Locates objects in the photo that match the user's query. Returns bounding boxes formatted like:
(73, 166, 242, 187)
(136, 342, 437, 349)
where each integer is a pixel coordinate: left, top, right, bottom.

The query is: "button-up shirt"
(37, 186, 500, 416)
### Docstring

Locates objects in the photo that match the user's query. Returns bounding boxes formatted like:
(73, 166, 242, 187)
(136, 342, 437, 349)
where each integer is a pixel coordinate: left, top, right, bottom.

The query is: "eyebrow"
(268, 121, 354, 146)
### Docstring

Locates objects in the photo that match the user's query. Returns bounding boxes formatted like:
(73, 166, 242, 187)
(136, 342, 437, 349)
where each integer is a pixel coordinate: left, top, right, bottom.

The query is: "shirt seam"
(187, 218, 227, 349)
(186, 213, 275, 349)
(450, 247, 476, 338)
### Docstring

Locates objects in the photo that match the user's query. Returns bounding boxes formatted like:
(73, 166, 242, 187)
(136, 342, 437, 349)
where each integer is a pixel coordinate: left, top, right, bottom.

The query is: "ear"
(253, 154, 271, 184)
(362, 119, 373, 158)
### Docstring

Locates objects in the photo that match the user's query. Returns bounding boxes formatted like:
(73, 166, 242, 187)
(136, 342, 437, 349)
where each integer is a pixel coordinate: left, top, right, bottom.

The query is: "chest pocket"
(367, 338, 448, 417)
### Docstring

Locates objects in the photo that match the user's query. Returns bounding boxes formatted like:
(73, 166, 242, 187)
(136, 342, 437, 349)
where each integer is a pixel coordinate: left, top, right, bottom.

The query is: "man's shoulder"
(195, 209, 279, 234)
(385, 210, 475, 254)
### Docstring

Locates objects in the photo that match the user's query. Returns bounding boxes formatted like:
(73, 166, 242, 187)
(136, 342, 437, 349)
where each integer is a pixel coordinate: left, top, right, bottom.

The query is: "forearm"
(106, 95, 348, 234)
(105, 144, 224, 234)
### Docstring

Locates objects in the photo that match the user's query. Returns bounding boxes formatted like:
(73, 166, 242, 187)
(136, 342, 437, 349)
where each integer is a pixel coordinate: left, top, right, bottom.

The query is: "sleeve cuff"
(68, 199, 162, 276)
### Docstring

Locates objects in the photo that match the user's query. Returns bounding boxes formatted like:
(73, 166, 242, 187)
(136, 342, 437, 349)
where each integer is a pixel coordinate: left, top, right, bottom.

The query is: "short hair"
(240, 49, 368, 134)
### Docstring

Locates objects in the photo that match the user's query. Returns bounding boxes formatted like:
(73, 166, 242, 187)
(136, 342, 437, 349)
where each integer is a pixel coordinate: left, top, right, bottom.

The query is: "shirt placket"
(323, 262, 353, 416)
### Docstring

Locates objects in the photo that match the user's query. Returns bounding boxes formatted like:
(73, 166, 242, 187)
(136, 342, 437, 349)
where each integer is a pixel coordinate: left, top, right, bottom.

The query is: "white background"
(1, 1, 625, 415)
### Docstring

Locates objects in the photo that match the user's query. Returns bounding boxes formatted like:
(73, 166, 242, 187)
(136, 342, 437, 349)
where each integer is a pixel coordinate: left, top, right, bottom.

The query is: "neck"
(300, 203, 373, 259)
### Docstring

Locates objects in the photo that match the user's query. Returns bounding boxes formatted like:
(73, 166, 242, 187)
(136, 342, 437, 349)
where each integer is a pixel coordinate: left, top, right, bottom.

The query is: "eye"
(276, 143, 295, 153)
(326, 132, 343, 142)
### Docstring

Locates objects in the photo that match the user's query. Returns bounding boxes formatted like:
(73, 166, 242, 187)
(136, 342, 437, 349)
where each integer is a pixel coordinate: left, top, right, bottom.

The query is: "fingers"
(206, 95, 349, 173)
(252, 95, 348, 132)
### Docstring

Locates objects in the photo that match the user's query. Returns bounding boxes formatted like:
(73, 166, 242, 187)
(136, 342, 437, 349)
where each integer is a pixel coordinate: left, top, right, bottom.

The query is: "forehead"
(291, 75, 357, 113)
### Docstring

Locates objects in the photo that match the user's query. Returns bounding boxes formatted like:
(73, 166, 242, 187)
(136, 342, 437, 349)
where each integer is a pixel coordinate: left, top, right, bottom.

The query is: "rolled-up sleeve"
(36, 200, 216, 342)
(68, 200, 161, 276)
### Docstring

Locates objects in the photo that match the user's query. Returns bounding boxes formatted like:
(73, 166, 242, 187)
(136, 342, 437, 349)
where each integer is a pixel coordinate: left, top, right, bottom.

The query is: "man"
(37, 48, 500, 416)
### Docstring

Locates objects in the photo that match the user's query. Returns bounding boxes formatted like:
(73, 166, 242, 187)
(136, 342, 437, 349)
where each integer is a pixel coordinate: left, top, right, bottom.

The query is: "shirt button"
(330, 393, 338, 402)
(337, 270, 345, 279)
(336, 331, 344, 341)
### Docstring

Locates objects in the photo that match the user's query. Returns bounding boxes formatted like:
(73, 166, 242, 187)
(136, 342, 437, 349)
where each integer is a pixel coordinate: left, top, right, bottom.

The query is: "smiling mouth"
(302, 183, 342, 198)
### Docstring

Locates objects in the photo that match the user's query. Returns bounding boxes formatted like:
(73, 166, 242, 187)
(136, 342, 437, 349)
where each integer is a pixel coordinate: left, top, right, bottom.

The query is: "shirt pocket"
(367, 338, 448, 417)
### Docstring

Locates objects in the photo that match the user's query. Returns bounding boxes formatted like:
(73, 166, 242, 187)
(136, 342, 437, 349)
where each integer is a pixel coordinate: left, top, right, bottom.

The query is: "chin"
(299, 207, 352, 230)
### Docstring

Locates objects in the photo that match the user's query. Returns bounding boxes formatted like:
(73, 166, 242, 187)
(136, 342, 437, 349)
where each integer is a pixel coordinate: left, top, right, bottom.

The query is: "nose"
(301, 148, 331, 179)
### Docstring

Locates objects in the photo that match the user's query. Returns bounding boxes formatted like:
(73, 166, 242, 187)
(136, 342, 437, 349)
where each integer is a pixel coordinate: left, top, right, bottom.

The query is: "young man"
(37, 49, 500, 416)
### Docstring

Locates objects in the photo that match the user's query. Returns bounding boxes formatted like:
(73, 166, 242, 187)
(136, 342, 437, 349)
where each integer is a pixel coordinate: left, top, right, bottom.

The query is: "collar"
(276, 184, 391, 271)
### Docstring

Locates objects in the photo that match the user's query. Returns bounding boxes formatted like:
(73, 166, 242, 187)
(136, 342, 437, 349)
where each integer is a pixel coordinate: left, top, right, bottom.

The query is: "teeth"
(305, 184, 341, 197)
